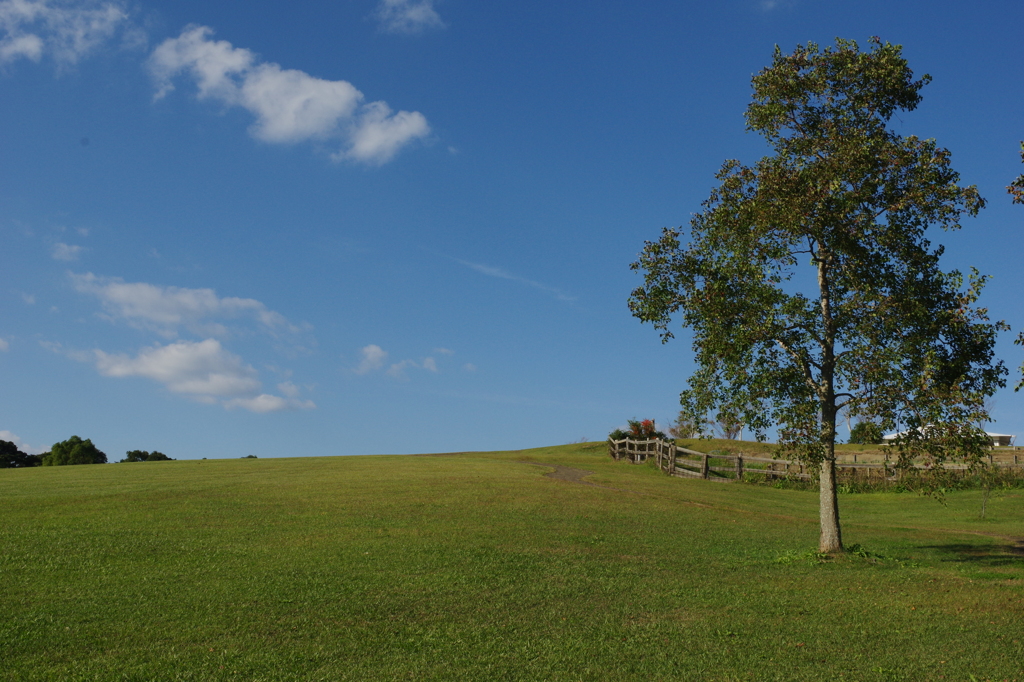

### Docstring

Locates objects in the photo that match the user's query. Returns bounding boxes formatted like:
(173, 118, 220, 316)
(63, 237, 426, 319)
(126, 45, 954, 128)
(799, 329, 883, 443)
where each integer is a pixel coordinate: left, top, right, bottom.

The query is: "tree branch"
(775, 339, 822, 396)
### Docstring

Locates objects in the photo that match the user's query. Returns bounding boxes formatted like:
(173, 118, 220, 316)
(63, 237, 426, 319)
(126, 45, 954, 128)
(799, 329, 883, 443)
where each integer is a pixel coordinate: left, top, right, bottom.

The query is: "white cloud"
(51, 242, 82, 261)
(277, 380, 300, 398)
(94, 339, 262, 397)
(0, 0, 133, 66)
(355, 345, 446, 379)
(338, 101, 429, 164)
(434, 347, 454, 355)
(375, 0, 444, 34)
(453, 257, 576, 302)
(148, 25, 429, 164)
(57, 273, 313, 412)
(39, 339, 90, 362)
(69, 272, 306, 339)
(0, 337, 8, 351)
(0, 429, 43, 454)
(386, 359, 415, 379)
(224, 394, 315, 413)
(463, 363, 476, 372)
(21, 293, 35, 305)
(86, 339, 312, 413)
(354, 344, 388, 374)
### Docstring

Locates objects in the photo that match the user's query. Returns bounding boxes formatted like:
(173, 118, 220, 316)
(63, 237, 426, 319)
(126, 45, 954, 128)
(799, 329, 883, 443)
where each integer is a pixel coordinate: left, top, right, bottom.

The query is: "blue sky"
(2, 0, 1022, 458)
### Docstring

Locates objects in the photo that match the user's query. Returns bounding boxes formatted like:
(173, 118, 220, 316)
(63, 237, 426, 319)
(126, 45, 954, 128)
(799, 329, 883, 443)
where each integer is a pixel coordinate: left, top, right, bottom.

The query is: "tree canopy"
(43, 436, 107, 466)
(0, 440, 42, 468)
(629, 38, 1006, 552)
(1010, 143, 1024, 389)
(848, 421, 884, 445)
(1008, 142, 1024, 206)
(121, 450, 173, 462)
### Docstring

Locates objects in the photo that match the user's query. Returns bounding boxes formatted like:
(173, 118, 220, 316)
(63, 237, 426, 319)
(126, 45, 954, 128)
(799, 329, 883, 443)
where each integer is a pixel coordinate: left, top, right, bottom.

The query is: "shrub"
(609, 419, 667, 441)
(629, 419, 667, 440)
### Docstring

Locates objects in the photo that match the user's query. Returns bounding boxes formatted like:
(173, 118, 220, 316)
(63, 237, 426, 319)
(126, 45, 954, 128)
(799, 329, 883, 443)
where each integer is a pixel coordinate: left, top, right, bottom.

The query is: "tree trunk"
(819, 455, 842, 553)
(816, 247, 843, 554)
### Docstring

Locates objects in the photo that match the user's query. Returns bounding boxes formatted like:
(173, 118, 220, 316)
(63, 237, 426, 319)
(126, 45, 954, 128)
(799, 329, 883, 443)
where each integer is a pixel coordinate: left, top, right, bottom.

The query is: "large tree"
(629, 38, 1006, 553)
(43, 436, 107, 466)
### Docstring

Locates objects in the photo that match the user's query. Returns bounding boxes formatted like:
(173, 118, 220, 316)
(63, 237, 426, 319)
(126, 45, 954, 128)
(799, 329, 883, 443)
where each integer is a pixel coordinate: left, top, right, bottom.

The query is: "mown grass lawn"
(2, 443, 1022, 681)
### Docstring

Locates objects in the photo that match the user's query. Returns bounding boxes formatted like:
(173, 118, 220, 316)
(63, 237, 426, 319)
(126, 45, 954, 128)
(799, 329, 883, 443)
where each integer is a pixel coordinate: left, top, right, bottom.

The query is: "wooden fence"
(607, 438, 1023, 484)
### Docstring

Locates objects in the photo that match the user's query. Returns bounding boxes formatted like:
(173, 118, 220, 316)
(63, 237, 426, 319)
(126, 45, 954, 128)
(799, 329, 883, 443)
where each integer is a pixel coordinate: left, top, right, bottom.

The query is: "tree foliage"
(848, 421, 884, 445)
(43, 436, 107, 466)
(1011, 143, 1024, 390)
(714, 414, 744, 440)
(629, 38, 1006, 552)
(0, 440, 43, 468)
(121, 450, 173, 462)
(609, 419, 667, 441)
(1009, 142, 1024, 206)
(667, 410, 700, 439)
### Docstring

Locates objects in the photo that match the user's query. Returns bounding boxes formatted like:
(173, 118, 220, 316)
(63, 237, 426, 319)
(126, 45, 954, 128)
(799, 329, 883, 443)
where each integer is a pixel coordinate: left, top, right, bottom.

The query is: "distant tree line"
(0, 436, 173, 468)
(0, 440, 43, 468)
(120, 450, 173, 462)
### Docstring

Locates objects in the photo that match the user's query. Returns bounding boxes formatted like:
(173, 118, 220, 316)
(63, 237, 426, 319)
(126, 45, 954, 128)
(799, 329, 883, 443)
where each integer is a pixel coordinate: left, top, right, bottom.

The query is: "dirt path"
(518, 462, 645, 494)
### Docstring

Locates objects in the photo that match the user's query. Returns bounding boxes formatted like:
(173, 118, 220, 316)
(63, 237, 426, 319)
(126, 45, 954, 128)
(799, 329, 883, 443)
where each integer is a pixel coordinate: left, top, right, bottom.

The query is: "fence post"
(735, 454, 744, 481)
(669, 444, 677, 476)
(701, 453, 709, 479)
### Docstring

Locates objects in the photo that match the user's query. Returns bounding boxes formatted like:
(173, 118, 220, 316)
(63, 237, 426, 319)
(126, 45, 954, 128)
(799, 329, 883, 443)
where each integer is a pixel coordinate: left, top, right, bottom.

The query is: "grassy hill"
(675, 437, 1023, 464)
(2, 443, 1022, 680)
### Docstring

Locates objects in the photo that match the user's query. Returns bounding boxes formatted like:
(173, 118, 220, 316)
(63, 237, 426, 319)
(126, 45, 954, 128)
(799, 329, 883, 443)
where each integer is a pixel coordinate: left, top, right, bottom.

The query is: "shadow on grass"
(919, 539, 1024, 568)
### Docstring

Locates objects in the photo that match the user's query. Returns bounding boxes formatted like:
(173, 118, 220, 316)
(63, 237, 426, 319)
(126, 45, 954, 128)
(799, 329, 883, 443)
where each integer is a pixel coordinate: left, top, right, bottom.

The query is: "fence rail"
(607, 438, 1022, 483)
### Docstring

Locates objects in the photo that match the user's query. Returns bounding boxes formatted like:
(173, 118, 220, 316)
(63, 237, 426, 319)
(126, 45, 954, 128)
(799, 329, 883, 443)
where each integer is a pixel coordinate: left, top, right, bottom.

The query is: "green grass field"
(2, 443, 1022, 681)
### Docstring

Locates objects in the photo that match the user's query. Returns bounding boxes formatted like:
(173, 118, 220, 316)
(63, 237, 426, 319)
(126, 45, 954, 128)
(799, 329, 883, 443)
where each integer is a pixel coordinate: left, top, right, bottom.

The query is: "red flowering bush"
(608, 419, 667, 441)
